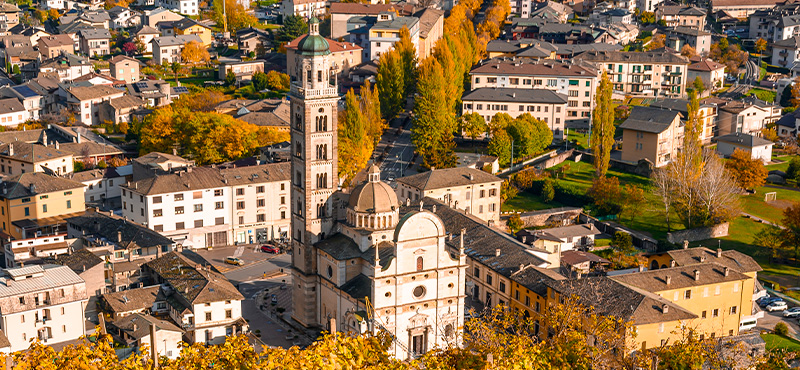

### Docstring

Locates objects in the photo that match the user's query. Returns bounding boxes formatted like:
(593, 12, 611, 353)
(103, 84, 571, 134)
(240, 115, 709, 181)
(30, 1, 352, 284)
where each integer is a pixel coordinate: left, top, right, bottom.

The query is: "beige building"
(286, 35, 363, 80)
(121, 162, 291, 248)
(0, 264, 89, 351)
(688, 59, 726, 92)
(619, 106, 683, 167)
(415, 8, 444, 61)
(109, 55, 140, 84)
(58, 84, 126, 126)
(648, 98, 717, 144)
(37, 35, 75, 59)
(0, 172, 86, 239)
(469, 59, 598, 126)
(461, 88, 568, 139)
(656, 4, 707, 29)
(281, 0, 326, 19)
(395, 167, 502, 225)
(703, 96, 782, 137)
(711, 0, 778, 19)
(217, 60, 265, 82)
(574, 50, 690, 98)
(329, 2, 416, 40)
(0, 142, 73, 176)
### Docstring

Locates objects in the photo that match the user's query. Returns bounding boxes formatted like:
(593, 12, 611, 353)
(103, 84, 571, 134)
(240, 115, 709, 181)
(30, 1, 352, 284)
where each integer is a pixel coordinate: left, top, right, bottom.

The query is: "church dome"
(297, 17, 331, 56)
(348, 165, 398, 213)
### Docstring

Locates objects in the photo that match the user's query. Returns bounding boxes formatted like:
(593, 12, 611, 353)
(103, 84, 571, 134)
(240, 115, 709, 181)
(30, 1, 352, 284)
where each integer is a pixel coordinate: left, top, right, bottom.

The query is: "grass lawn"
(740, 185, 800, 224)
(502, 191, 567, 212)
(768, 155, 797, 173)
(761, 333, 800, 351)
(747, 88, 776, 102)
(566, 129, 589, 150)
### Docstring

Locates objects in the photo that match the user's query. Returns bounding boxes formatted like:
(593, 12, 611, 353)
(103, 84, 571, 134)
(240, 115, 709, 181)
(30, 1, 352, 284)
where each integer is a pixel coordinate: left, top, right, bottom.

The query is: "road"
(376, 115, 415, 181)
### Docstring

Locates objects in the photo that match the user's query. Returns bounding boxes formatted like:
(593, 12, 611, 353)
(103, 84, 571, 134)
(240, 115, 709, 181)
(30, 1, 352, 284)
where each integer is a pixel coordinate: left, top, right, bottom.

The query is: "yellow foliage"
(180, 41, 210, 66)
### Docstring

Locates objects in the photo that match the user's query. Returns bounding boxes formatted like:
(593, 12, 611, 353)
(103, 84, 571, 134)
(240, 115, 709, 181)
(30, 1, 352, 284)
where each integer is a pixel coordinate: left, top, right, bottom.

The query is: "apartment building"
(367, 13, 419, 60)
(0, 85, 42, 122)
(656, 3, 707, 29)
(58, 84, 125, 126)
(39, 53, 94, 82)
(121, 162, 291, 249)
(711, 0, 778, 19)
(286, 36, 363, 80)
(687, 59, 726, 91)
(703, 96, 781, 137)
(67, 165, 129, 207)
(0, 142, 73, 176)
(2, 233, 70, 268)
(141, 252, 246, 344)
(665, 27, 712, 56)
(749, 2, 800, 42)
(281, 0, 325, 19)
(0, 98, 27, 128)
(716, 132, 774, 163)
(573, 50, 690, 97)
(109, 55, 141, 84)
(469, 59, 598, 126)
(461, 88, 568, 139)
(37, 35, 75, 59)
(156, 0, 198, 16)
(78, 28, 111, 57)
(395, 167, 502, 225)
(0, 264, 89, 351)
(67, 211, 176, 292)
(416, 8, 444, 60)
(648, 98, 717, 144)
(329, 3, 416, 39)
(172, 18, 211, 46)
(0, 174, 83, 240)
(216, 60, 265, 82)
(151, 35, 201, 64)
(619, 106, 683, 167)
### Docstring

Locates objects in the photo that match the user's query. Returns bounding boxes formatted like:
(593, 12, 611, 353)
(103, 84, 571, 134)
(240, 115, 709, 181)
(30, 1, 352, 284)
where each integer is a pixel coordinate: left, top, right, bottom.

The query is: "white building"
(281, 0, 326, 19)
(0, 98, 28, 127)
(121, 162, 291, 248)
(151, 34, 201, 64)
(715, 132, 774, 163)
(57, 85, 125, 126)
(156, 0, 198, 16)
(0, 264, 88, 352)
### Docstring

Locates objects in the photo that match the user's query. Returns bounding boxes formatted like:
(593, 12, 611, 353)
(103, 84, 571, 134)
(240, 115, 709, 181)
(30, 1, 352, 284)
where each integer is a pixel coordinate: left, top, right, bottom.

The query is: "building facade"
(574, 50, 690, 97)
(461, 88, 568, 139)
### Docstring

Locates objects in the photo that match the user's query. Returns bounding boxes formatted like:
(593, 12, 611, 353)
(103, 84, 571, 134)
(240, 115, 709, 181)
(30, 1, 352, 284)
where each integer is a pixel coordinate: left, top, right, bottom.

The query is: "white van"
(739, 319, 758, 332)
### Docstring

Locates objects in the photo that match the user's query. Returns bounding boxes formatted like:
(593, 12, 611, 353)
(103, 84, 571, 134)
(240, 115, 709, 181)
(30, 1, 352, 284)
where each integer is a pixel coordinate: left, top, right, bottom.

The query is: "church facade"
(289, 18, 466, 360)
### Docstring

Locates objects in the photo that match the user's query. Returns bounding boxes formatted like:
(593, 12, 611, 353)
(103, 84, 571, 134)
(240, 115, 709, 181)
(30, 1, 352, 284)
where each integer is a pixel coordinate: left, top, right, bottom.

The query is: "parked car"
(261, 244, 280, 253)
(759, 297, 783, 307)
(784, 307, 800, 317)
(767, 301, 788, 312)
(271, 294, 278, 304)
(225, 257, 244, 266)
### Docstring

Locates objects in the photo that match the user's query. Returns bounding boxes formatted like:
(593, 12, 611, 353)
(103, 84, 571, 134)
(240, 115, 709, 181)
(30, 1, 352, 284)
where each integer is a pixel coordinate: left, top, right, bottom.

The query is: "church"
(288, 17, 467, 360)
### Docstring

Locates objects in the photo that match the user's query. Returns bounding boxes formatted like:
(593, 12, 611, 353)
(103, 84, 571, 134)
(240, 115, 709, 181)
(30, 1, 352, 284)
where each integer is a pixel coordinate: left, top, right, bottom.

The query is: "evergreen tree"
(488, 129, 512, 166)
(276, 15, 308, 43)
(590, 71, 615, 177)
(376, 50, 405, 118)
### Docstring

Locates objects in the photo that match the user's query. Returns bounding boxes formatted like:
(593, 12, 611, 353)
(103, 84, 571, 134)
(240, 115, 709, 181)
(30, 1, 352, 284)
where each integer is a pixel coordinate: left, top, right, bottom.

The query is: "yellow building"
(0, 172, 85, 239)
(173, 18, 212, 46)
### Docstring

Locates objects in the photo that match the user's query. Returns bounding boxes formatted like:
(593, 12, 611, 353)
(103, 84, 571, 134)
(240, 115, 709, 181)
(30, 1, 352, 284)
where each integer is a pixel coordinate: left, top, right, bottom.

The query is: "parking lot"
(753, 296, 800, 338)
(189, 243, 285, 272)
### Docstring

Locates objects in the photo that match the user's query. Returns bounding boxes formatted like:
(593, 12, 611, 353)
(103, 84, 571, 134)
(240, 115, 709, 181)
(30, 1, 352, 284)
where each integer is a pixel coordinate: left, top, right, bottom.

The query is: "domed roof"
(297, 17, 330, 56)
(348, 165, 398, 213)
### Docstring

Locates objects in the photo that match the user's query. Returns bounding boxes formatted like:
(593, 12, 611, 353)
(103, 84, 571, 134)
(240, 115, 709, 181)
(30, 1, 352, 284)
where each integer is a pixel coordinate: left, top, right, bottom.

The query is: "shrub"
(612, 231, 632, 250)
(541, 179, 554, 203)
(506, 213, 524, 235)
(775, 322, 789, 336)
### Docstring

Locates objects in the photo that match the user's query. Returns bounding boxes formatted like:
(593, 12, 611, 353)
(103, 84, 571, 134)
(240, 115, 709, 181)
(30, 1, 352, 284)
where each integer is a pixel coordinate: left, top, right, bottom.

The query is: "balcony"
(290, 84, 338, 99)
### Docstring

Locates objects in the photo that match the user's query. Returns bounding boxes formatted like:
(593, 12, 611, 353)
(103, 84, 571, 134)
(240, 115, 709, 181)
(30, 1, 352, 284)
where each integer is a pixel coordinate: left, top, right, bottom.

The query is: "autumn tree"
(265, 70, 290, 91)
(122, 42, 136, 56)
(180, 40, 210, 67)
(622, 184, 646, 221)
(693, 76, 705, 93)
(395, 26, 417, 97)
(588, 176, 623, 216)
(376, 49, 405, 119)
(337, 89, 372, 185)
(684, 89, 703, 168)
(412, 57, 456, 169)
(461, 112, 487, 140)
(488, 129, 512, 166)
(646, 34, 665, 50)
(104, 0, 132, 9)
(725, 149, 767, 190)
(360, 80, 385, 146)
(506, 213, 524, 234)
(680, 44, 697, 58)
(591, 71, 615, 177)
(639, 11, 656, 24)
(212, 0, 257, 32)
(756, 37, 768, 67)
(488, 112, 513, 136)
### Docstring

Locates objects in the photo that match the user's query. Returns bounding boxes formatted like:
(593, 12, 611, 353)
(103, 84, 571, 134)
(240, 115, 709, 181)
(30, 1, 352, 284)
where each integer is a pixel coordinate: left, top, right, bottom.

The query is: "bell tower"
(289, 17, 339, 328)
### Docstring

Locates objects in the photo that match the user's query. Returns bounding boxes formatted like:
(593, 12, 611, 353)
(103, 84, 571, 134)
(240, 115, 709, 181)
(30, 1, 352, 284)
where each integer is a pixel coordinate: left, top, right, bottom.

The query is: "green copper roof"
(298, 34, 331, 56)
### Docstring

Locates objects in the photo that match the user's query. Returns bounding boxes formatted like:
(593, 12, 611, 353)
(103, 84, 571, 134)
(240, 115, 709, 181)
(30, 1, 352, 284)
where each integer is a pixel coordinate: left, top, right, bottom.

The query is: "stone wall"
(501, 207, 582, 228)
(666, 223, 730, 244)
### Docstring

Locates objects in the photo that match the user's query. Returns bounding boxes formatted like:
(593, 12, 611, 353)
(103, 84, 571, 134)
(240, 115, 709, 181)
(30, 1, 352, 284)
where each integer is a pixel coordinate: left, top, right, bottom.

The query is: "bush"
(775, 322, 789, 336)
(612, 231, 632, 250)
(541, 179, 554, 203)
(506, 213, 524, 235)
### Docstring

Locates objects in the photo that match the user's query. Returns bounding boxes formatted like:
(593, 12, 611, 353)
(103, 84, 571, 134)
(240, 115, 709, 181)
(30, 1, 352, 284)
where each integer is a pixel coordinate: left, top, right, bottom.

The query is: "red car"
(261, 244, 280, 253)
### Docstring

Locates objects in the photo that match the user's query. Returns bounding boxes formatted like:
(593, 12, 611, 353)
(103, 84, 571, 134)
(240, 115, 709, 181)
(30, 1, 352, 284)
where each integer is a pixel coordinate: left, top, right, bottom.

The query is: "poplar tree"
(412, 58, 456, 168)
(376, 50, 405, 119)
(684, 89, 703, 169)
(591, 71, 615, 177)
(395, 26, 417, 97)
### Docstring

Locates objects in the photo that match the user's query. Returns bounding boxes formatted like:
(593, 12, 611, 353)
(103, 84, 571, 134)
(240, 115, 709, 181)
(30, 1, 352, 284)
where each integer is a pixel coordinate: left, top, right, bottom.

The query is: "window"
(194, 220, 203, 228)
(154, 209, 163, 217)
(499, 281, 506, 293)
(257, 214, 266, 222)
(154, 225, 163, 232)
(225, 309, 232, 319)
(486, 274, 492, 285)
(176, 222, 184, 230)
(175, 206, 184, 214)
(237, 201, 245, 210)
(215, 202, 224, 210)
(416, 256, 423, 271)
(280, 196, 286, 205)
(701, 310, 707, 318)
(215, 217, 224, 225)
(730, 306, 737, 314)
(24, 207, 29, 216)
(42, 204, 47, 213)
(525, 296, 530, 306)
(712, 309, 719, 317)
(175, 194, 184, 201)
(684, 290, 691, 299)
(474, 267, 480, 278)
(214, 189, 223, 196)
(194, 204, 203, 212)
(205, 312, 212, 321)
(153, 196, 162, 204)
(257, 199, 265, 207)
(236, 188, 245, 196)
(256, 186, 264, 193)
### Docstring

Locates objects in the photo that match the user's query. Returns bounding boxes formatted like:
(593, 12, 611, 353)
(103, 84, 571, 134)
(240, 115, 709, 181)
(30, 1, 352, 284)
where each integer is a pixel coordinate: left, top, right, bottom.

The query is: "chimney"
(406, 198, 410, 206)
(8, 143, 12, 156)
(55, 141, 60, 150)
(117, 230, 122, 243)
(723, 266, 729, 277)
(469, 174, 474, 181)
(693, 269, 700, 281)
(662, 304, 669, 314)
(522, 235, 527, 243)
(29, 184, 35, 193)
(638, 265, 644, 272)
(665, 276, 671, 285)
(716, 248, 722, 258)
(670, 260, 676, 268)
(432, 204, 436, 213)
(132, 323, 138, 331)
(76, 133, 81, 144)
(150, 323, 158, 368)
(495, 248, 501, 257)
(700, 256, 706, 263)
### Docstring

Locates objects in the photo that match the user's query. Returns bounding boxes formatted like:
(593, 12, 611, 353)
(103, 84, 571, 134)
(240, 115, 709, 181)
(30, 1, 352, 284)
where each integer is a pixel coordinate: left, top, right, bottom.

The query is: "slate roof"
(46, 249, 103, 274)
(512, 265, 566, 296)
(107, 95, 145, 110)
(40, 53, 91, 69)
(395, 167, 502, 191)
(462, 88, 568, 104)
(560, 250, 610, 266)
(667, 26, 712, 36)
(124, 162, 290, 196)
(0, 142, 72, 163)
(144, 252, 244, 304)
(340, 273, 373, 301)
(101, 285, 161, 313)
(66, 211, 174, 250)
(64, 85, 124, 101)
(574, 50, 690, 64)
(78, 28, 111, 40)
(151, 34, 201, 47)
(0, 264, 86, 298)
(539, 224, 599, 240)
(0, 97, 24, 115)
(716, 132, 773, 148)
(112, 312, 183, 340)
(316, 234, 395, 263)
(546, 277, 697, 325)
(328, 3, 415, 15)
(657, 247, 762, 273)
(647, 98, 692, 114)
(136, 25, 160, 35)
(610, 263, 752, 292)
(173, 17, 209, 30)
(774, 36, 800, 49)
(0, 172, 84, 199)
(471, 58, 596, 77)
(688, 58, 725, 71)
(618, 106, 681, 133)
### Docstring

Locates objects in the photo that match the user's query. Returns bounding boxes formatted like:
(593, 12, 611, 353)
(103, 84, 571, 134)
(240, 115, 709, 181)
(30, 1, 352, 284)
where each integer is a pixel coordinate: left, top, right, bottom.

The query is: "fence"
(578, 213, 658, 252)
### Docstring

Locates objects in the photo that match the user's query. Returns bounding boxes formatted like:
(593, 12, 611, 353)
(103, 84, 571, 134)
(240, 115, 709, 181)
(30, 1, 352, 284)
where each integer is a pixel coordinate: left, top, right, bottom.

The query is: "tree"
(612, 231, 632, 250)
(506, 213, 524, 234)
(788, 157, 800, 183)
(47, 8, 59, 20)
(252, 71, 269, 91)
(180, 41, 210, 67)
(461, 112, 487, 140)
(725, 149, 767, 190)
(265, 70, 290, 91)
(488, 129, 512, 166)
(488, 112, 513, 136)
(756, 37, 768, 68)
(173, 90, 227, 112)
(591, 71, 615, 177)
(762, 127, 779, 142)
(395, 26, 417, 97)
(622, 184, 646, 221)
(376, 50, 405, 119)
(775, 322, 789, 336)
(588, 176, 622, 216)
(646, 34, 665, 50)
(360, 80, 385, 146)
(652, 167, 675, 231)
(781, 82, 795, 107)
(500, 179, 517, 203)
(541, 179, 554, 203)
(105, 0, 132, 9)
(412, 57, 456, 169)
(122, 42, 136, 56)
(639, 11, 656, 24)
(212, 0, 257, 32)
(693, 76, 705, 93)
(338, 89, 373, 185)
(134, 37, 146, 54)
(782, 202, 800, 259)
(684, 89, 703, 168)
(680, 44, 696, 58)
(507, 114, 552, 157)
(276, 15, 308, 43)
(226, 70, 236, 86)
